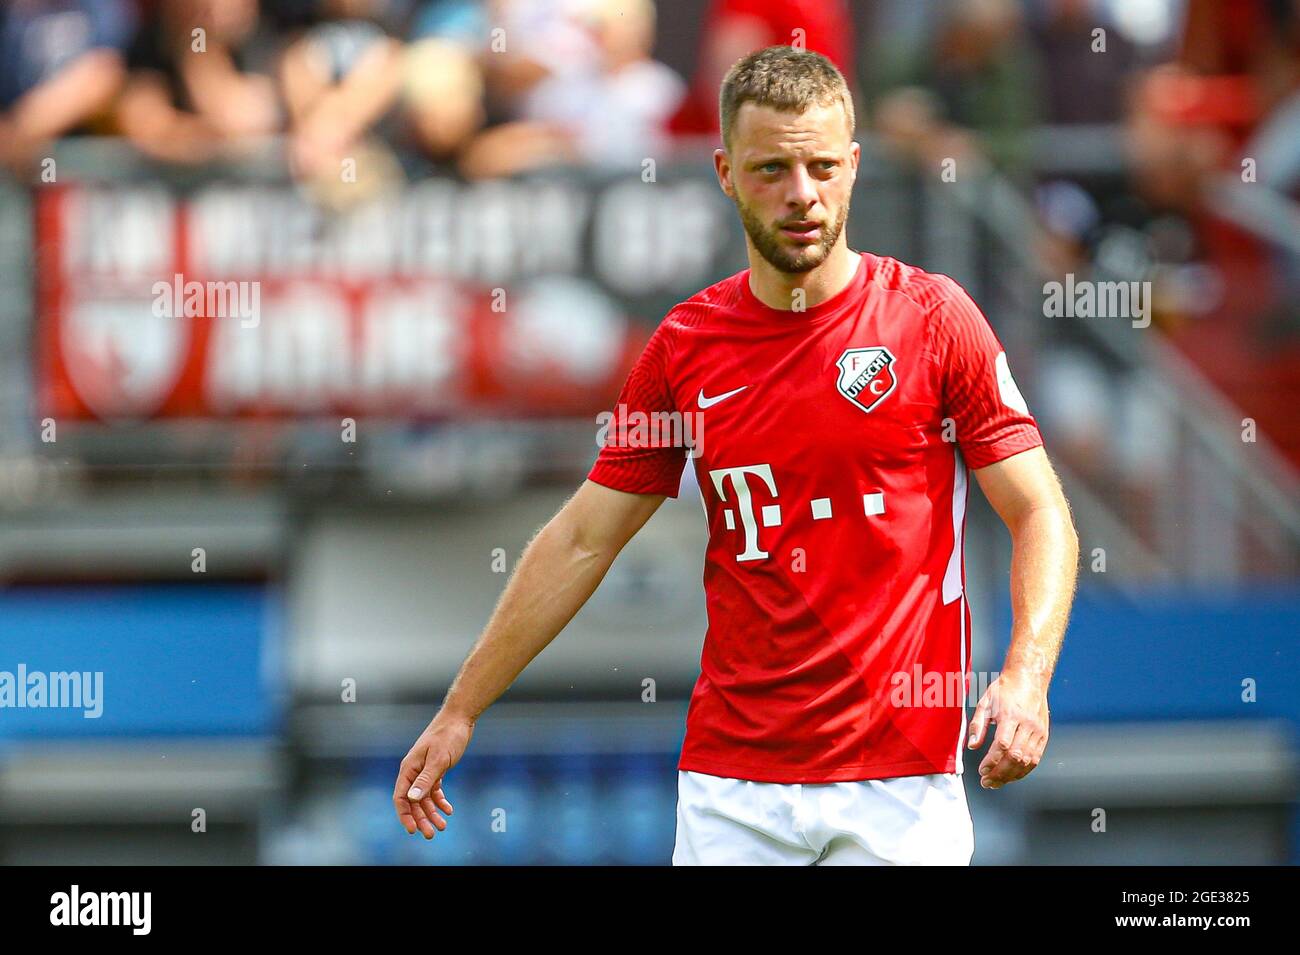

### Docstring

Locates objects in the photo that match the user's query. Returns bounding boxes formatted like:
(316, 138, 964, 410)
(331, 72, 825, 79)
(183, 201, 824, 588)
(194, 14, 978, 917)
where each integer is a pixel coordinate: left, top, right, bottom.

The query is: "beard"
(734, 191, 850, 274)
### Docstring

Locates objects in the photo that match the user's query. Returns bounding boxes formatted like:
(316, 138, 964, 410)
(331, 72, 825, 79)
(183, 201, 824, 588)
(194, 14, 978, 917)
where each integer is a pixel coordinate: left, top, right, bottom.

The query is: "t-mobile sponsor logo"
(708, 463, 889, 562)
(709, 464, 779, 562)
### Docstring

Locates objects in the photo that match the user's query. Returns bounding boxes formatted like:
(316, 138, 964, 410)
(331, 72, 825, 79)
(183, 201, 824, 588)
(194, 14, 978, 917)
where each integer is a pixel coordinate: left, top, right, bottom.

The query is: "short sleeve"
(936, 283, 1044, 470)
(587, 322, 688, 497)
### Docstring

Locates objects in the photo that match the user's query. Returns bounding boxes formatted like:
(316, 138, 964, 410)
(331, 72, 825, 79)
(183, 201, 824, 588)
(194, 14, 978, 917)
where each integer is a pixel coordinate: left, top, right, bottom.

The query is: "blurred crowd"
(0, 0, 1266, 179)
(3, 1, 1296, 192)
(857, 0, 1300, 475)
(0, 0, 696, 185)
(2, 0, 1299, 466)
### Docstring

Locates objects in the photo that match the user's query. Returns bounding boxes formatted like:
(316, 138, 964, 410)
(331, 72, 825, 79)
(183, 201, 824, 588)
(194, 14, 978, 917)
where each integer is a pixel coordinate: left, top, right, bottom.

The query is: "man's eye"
(760, 163, 781, 173)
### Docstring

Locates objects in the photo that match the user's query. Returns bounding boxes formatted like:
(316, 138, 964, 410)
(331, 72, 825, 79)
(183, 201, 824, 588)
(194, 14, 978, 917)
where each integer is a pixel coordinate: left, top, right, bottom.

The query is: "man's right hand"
(393, 714, 473, 839)
(389, 481, 666, 840)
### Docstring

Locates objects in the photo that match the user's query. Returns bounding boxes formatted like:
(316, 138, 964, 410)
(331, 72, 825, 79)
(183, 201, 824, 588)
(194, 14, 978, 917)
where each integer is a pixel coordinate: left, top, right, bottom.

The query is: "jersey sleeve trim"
(959, 427, 1044, 470)
(586, 456, 686, 498)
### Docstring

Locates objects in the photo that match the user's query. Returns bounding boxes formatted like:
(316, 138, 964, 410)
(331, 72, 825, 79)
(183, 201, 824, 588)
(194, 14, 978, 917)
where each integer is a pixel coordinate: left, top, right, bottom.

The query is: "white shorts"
(672, 769, 974, 866)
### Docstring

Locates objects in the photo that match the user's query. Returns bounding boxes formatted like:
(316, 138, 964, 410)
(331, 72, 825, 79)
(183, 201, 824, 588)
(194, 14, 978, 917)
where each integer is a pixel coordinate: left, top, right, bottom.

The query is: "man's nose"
(785, 165, 819, 211)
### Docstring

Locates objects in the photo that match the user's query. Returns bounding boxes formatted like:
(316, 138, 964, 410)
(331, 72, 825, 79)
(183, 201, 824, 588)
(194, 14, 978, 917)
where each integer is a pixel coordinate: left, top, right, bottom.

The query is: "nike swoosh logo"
(697, 385, 748, 409)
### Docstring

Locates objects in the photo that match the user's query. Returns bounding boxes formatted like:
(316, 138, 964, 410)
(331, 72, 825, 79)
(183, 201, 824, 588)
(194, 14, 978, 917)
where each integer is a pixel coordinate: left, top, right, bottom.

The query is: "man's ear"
(714, 147, 734, 198)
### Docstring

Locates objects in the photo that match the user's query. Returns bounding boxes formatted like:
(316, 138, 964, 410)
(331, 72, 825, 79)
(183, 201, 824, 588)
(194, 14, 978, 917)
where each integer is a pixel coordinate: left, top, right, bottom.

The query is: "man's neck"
(746, 242, 860, 312)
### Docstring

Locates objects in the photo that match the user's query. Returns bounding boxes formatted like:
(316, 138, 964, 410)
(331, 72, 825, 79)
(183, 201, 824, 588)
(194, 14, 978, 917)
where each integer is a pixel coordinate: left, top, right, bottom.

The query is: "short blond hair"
(719, 46, 855, 151)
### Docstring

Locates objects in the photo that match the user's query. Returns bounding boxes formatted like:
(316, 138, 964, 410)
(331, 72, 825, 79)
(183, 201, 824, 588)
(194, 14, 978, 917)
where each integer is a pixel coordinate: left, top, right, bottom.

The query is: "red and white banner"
(35, 183, 665, 421)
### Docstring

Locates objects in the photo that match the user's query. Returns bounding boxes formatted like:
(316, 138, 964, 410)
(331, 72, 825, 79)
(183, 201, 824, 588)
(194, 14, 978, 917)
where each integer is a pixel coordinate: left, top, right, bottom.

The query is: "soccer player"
(393, 46, 1079, 865)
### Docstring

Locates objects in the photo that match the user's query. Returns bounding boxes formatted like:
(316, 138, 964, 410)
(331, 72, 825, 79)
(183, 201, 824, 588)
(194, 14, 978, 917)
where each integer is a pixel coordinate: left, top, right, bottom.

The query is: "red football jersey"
(588, 251, 1043, 783)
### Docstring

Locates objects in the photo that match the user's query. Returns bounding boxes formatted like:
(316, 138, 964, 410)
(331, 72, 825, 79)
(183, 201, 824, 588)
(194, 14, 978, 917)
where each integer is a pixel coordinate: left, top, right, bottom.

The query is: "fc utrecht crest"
(835, 346, 897, 413)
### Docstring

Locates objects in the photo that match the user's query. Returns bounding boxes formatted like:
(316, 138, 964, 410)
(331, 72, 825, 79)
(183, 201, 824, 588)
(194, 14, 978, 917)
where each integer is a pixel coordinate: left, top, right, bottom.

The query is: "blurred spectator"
(279, 0, 405, 182)
(116, 0, 280, 165)
(666, 0, 854, 141)
(1181, 0, 1300, 117)
(1115, 0, 1300, 466)
(448, 0, 602, 179)
(478, 0, 604, 106)
(398, 36, 486, 178)
(1125, 65, 1251, 218)
(1025, 0, 1141, 124)
(0, 0, 132, 173)
(455, 0, 683, 178)
(515, 0, 684, 168)
(865, 0, 1045, 179)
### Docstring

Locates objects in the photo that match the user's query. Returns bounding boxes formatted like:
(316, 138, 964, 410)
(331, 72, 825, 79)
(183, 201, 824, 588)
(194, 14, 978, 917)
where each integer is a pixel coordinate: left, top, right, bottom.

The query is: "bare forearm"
(11, 51, 124, 143)
(394, 483, 663, 836)
(1000, 503, 1078, 685)
(439, 518, 615, 724)
(305, 41, 402, 144)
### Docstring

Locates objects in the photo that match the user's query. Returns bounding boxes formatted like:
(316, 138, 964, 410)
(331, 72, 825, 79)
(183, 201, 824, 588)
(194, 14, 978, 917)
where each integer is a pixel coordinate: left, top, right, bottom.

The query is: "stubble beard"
(734, 191, 850, 274)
